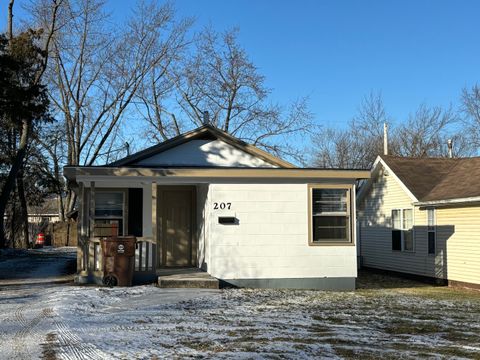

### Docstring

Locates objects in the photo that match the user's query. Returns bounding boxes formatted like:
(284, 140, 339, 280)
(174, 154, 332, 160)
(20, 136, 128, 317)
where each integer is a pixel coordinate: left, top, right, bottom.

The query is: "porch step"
(157, 268, 219, 289)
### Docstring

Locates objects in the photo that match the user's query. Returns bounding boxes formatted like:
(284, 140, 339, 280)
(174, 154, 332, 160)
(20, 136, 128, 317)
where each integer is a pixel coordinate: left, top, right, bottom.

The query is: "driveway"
(0, 248, 220, 359)
(0, 247, 77, 286)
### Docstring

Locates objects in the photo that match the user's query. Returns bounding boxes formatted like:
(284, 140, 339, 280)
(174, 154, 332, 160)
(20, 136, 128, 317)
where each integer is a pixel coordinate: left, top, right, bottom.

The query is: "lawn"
(52, 272, 480, 358)
(1, 269, 479, 359)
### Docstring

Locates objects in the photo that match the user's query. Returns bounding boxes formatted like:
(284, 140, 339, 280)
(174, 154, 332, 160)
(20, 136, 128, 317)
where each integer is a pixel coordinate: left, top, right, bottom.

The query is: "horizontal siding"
(436, 206, 480, 285)
(359, 168, 445, 279)
(206, 183, 357, 280)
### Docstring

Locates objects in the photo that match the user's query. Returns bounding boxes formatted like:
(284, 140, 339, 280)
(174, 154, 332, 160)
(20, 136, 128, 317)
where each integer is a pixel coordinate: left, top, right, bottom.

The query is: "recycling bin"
(101, 236, 136, 286)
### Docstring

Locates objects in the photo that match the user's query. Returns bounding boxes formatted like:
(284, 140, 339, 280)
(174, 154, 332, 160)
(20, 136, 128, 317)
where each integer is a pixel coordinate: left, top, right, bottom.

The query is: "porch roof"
(64, 166, 370, 185)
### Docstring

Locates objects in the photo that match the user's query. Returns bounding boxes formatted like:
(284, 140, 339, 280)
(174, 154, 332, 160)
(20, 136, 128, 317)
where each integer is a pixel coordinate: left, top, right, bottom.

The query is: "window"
(427, 208, 436, 255)
(310, 186, 351, 244)
(391, 208, 414, 252)
(93, 192, 124, 237)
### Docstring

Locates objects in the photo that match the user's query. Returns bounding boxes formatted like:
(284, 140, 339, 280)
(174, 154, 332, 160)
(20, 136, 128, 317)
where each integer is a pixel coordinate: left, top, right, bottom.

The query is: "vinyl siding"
(435, 205, 480, 285)
(358, 167, 444, 278)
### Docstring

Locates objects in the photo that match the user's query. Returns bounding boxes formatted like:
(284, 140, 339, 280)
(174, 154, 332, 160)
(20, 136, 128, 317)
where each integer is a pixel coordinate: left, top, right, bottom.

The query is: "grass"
(52, 270, 480, 359)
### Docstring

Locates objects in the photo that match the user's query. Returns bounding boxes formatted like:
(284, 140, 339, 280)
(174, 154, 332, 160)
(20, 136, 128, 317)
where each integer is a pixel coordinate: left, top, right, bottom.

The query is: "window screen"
(311, 188, 350, 243)
(94, 192, 124, 237)
(95, 192, 123, 218)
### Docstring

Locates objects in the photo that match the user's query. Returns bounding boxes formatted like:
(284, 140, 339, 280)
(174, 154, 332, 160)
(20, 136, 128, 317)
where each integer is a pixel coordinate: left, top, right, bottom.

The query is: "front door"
(159, 187, 195, 267)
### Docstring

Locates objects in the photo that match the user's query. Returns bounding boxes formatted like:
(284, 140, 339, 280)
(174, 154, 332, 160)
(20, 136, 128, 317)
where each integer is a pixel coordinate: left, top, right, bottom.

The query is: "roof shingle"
(381, 155, 480, 202)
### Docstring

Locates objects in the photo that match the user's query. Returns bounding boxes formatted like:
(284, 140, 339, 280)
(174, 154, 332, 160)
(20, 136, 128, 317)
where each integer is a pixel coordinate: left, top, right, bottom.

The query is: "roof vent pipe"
(383, 122, 388, 155)
(203, 110, 210, 125)
(447, 139, 453, 158)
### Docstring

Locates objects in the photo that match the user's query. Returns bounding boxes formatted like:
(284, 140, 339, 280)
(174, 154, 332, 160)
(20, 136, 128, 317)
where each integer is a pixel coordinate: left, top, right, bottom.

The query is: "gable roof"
(109, 124, 296, 169)
(370, 155, 480, 204)
(423, 157, 480, 201)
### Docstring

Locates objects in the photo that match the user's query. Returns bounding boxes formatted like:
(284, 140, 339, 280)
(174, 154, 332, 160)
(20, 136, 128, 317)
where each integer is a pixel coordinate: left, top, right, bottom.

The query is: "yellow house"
(357, 155, 480, 289)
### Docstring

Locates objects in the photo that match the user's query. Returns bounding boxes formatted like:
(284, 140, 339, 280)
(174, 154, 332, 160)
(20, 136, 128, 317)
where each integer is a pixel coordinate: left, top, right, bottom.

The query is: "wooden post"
(87, 181, 95, 271)
(77, 182, 85, 274)
(151, 182, 158, 267)
(77, 182, 88, 272)
(89, 181, 95, 239)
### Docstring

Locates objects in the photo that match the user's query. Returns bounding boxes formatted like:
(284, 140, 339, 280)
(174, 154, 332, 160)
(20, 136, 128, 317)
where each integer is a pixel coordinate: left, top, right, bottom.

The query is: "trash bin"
(101, 236, 136, 286)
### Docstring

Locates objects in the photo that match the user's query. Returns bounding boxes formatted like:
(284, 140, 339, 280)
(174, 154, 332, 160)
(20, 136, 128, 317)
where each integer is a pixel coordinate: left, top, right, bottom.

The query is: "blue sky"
(1, 0, 479, 129)
(171, 0, 479, 129)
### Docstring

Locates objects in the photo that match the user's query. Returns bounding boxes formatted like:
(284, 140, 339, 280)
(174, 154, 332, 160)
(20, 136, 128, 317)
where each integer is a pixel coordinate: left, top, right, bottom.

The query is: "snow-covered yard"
(0, 271, 479, 359)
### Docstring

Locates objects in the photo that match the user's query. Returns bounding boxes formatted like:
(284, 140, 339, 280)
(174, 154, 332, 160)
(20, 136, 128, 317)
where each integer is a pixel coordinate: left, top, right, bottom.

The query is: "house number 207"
(213, 202, 231, 210)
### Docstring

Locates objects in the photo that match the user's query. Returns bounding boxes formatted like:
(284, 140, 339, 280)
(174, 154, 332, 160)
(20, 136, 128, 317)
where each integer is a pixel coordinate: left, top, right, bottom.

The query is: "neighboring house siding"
(359, 168, 440, 278)
(205, 183, 357, 281)
(435, 205, 480, 285)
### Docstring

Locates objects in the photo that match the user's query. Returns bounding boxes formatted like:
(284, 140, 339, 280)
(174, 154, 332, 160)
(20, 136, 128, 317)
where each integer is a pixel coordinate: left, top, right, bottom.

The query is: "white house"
(357, 155, 480, 289)
(64, 125, 369, 290)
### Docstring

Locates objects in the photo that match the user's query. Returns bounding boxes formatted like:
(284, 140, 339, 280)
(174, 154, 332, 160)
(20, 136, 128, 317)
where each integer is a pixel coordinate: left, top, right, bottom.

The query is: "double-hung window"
(93, 191, 124, 237)
(391, 209, 413, 251)
(309, 186, 351, 244)
(427, 208, 436, 255)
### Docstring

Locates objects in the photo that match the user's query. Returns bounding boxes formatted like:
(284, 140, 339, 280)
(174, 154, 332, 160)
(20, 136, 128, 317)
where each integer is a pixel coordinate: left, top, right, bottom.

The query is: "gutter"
(415, 196, 480, 207)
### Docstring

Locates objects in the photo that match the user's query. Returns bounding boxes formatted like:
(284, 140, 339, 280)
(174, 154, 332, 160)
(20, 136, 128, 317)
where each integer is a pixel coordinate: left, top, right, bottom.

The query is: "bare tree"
(313, 92, 468, 169)
(314, 92, 390, 169)
(392, 104, 461, 157)
(140, 28, 314, 163)
(461, 84, 480, 152)
(29, 0, 191, 212)
(37, 123, 67, 222)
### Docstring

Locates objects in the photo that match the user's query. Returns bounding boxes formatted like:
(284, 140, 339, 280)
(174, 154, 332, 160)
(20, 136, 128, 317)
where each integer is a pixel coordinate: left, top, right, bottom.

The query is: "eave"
(64, 166, 370, 184)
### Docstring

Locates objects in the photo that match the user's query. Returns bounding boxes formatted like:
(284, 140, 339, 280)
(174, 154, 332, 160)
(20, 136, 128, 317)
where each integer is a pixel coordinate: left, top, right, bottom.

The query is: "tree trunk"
(0, 120, 30, 249)
(17, 169, 29, 248)
(65, 190, 77, 214)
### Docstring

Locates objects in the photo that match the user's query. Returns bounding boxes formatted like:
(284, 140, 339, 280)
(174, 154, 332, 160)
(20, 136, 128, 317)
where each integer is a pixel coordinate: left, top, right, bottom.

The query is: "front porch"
(74, 179, 209, 286)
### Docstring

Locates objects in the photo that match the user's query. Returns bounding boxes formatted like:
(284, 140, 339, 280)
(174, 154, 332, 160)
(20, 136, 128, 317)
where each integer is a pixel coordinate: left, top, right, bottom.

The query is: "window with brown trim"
(309, 186, 351, 244)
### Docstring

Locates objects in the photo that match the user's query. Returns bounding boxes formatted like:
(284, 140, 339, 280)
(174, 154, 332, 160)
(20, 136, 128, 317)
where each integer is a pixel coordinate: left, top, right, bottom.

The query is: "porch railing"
(135, 240, 156, 273)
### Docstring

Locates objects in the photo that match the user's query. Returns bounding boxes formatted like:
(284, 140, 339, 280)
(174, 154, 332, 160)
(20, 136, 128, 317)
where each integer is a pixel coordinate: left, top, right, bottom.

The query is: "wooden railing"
(135, 240, 156, 273)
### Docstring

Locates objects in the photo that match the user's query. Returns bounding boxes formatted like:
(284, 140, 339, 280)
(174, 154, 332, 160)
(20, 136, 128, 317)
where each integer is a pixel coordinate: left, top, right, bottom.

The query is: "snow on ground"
(0, 248, 479, 359)
(0, 275, 479, 359)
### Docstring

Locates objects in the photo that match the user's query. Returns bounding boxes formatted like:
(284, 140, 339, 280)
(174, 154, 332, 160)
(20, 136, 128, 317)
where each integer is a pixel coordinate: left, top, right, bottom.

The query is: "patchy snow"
(0, 280, 479, 359)
(0, 252, 479, 359)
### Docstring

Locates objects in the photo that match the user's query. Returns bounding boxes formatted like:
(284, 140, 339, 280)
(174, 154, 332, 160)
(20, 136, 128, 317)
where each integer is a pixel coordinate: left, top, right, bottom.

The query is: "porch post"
(142, 182, 153, 237)
(88, 181, 95, 272)
(151, 183, 158, 268)
(89, 181, 95, 239)
(77, 182, 85, 272)
(151, 182, 157, 244)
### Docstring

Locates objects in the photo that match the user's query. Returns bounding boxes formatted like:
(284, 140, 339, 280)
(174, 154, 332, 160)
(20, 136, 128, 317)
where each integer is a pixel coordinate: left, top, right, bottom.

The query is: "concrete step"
(157, 269, 219, 289)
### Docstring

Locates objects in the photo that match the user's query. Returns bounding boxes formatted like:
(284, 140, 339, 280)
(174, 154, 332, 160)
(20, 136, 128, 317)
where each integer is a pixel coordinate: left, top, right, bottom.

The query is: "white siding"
(358, 167, 444, 278)
(203, 183, 357, 280)
(136, 140, 276, 168)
